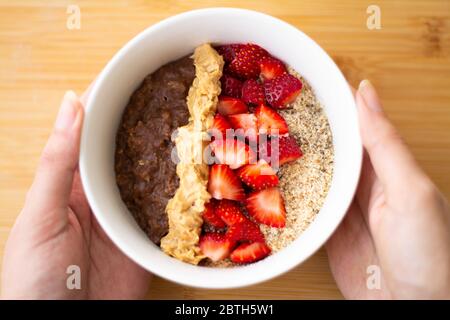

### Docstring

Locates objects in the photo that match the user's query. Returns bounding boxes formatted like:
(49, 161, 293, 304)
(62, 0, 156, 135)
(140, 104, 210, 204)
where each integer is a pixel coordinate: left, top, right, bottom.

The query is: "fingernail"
(55, 91, 80, 131)
(358, 80, 383, 112)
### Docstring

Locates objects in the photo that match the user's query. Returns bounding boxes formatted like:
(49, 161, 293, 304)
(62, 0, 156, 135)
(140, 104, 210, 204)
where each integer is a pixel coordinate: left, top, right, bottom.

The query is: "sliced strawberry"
(255, 104, 289, 135)
(272, 135, 303, 166)
(237, 159, 279, 190)
(230, 242, 271, 264)
(221, 74, 243, 99)
(228, 113, 257, 131)
(257, 134, 272, 163)
(259, 56, 286, 80)
(226, 219, 265, 244)
(199, 233, 233, 262)
(215, 199, 246, 226)
(202, 200, 226, 229)
(208, 164, 245, 201)
(217, 96, 248, 116)
(210, 139, 257, 169)
(241, 79, 265, 105)
(209, 113, 232, 140)
(215, 44, 242, 63)
(227, 44, 268, 79)
(227, 113, 258, 143)
(246, 187, 286, 228)
(264, 73, 303, 108)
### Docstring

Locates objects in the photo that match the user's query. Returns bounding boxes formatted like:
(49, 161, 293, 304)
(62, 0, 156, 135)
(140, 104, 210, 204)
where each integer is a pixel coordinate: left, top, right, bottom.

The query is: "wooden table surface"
(0, 0, 449, 299)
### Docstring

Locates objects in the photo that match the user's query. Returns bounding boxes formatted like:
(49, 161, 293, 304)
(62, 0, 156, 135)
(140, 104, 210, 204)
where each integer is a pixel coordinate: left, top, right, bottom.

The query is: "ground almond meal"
(260, 68, 334, 253)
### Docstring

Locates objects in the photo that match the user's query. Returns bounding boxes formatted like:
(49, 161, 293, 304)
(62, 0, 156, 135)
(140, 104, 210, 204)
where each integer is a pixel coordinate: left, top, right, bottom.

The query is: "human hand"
(1, 90, 151, 299)
(326, 80, 450, 299)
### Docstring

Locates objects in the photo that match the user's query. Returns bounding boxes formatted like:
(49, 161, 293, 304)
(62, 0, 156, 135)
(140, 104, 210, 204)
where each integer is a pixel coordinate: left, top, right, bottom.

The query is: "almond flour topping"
(260, 69, 334, 252)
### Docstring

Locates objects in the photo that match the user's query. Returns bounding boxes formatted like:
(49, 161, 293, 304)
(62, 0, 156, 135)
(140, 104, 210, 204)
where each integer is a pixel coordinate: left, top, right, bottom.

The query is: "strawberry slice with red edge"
(226, 219, 265, 244)
(272, 135, 303, 166)
(237, 159, 279, 190)
(255, 104, 289, 135)
(215, 199, 246, 226)
(217, 96, 248, 116)
(208, 164, 245, 201)
(227, 44, 268, 79)
(246, 187, 286, 228)
(241, 79, 265, 105)
(227, 113, 258, 143)
(221, 74, 243, 99)
(210, 138, 257, 169)
(264, 73, 303, 109)
(259, 56, 287, 80)
(202, 200, 226, 229)
(209, 113, 232, 140)
(230, 242, 271, 264)
(215, 44, 242, 63)
(199, 233, 233, 262)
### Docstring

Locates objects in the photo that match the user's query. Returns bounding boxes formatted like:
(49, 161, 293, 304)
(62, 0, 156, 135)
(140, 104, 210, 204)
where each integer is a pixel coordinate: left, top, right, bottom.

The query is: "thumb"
(356, 80, 426, 198)
(25, 91, 84, 220)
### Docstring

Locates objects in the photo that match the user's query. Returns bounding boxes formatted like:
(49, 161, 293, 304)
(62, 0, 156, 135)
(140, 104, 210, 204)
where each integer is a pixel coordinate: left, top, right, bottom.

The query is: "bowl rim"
(79, 7, 362, 289)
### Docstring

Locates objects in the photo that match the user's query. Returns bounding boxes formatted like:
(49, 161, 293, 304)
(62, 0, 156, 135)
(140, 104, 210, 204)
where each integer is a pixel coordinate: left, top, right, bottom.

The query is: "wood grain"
(0, 0, 449, 300)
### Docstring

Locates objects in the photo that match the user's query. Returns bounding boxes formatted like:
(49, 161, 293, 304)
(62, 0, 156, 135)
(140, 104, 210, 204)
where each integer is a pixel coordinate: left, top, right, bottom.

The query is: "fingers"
(26, 91, 84, 219)
(68, 169, 92, 233)
(356, 80, 426, 199)
(326, 201, 388, 299)
(356, 150, 385, 225)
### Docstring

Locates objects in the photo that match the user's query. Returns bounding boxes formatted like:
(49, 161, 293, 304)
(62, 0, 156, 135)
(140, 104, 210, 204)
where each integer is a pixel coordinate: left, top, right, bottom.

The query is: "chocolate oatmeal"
(115, 56, 195, 245)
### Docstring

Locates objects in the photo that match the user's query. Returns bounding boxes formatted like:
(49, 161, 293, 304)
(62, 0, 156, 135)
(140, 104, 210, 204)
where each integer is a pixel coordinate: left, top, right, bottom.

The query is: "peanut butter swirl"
(160, 44, 224, 264)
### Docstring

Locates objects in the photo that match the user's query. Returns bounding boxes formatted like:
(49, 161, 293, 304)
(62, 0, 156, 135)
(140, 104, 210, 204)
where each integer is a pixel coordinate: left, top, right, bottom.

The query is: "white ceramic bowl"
(80, 8, 362, 289)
